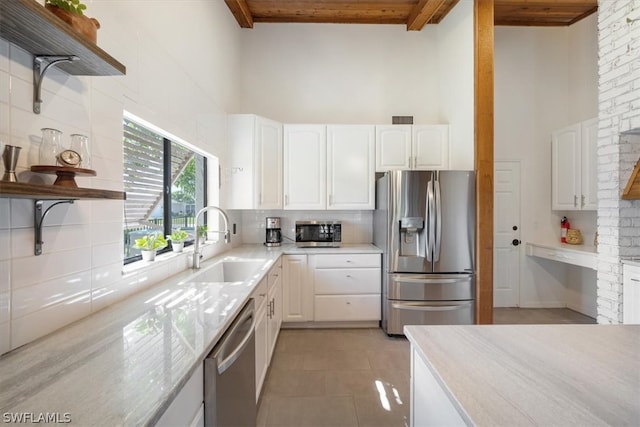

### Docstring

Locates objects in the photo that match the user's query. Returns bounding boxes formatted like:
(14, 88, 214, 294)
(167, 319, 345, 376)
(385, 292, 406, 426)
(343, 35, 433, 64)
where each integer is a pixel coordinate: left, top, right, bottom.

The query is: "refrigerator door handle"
(434, 178, 442, 262)
(391, 301, 473, 311)
(426, 177, 435, 261)
(393, 277, 470, 284)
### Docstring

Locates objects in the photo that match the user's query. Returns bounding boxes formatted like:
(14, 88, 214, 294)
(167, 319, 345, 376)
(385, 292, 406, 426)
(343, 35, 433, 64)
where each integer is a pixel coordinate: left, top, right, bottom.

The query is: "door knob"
(512, 239, 521, 246)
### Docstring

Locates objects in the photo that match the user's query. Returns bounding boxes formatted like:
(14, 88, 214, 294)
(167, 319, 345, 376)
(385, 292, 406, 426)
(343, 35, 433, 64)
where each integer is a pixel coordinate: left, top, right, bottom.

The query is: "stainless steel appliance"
(373, 170, 475, 335)
(265, 217, 282, 247)
(295, 220, 342, 247)
(204, 300, 256, 427)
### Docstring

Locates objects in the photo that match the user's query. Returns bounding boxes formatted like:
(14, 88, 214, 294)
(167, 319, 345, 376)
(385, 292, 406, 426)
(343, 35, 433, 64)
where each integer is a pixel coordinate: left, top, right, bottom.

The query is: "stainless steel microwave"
(295, 221, 342, 247)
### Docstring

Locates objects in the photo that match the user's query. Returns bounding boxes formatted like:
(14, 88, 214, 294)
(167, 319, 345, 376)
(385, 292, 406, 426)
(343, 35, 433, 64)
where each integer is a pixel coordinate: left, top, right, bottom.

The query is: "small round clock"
(57, 149, 82, 167)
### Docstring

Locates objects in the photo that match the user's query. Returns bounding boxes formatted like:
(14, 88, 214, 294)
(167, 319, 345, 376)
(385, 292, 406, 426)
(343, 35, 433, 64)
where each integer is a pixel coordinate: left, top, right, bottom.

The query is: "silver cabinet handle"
(581, 194, 585, 207)
(574, 195, 577, 207)
(630, 278, 640, 282)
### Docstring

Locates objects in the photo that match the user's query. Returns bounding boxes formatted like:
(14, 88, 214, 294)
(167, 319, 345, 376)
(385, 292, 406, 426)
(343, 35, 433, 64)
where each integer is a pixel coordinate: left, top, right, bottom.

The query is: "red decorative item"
(561, 216, 570, 243)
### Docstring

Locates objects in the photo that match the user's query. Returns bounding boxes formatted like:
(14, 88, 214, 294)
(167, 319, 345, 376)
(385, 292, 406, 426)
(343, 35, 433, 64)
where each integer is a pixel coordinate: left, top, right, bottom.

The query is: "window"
(123, 113, 209, 263)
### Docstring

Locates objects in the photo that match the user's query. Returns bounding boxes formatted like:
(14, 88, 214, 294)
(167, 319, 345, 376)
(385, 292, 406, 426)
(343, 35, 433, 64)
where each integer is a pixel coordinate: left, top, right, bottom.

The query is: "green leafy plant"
(45, 0, 87, 16)
(167, 229, 189, 243)
(198, 225, 208, 238)
(132, 233, 168, 251)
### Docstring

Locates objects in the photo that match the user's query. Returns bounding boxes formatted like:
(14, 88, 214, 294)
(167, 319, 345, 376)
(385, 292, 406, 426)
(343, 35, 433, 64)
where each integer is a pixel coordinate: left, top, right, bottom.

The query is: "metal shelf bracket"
(33, 55, 78, 114)
(34, 199, 74, 256)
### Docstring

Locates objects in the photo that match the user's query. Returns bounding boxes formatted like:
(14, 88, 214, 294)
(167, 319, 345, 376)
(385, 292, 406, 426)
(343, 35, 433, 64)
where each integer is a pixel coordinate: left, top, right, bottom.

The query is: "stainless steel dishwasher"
(204, 299, 256, 427)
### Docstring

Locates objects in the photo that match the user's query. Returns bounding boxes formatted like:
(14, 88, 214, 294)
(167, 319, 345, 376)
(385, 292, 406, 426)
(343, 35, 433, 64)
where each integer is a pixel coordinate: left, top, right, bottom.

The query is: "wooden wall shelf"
(0, 181, 125, 200)
(0, 0, 125, 76)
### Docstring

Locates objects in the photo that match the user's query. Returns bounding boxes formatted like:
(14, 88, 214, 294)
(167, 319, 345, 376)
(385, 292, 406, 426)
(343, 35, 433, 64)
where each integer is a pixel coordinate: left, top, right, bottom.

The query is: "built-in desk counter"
(526, 241, 597, 269)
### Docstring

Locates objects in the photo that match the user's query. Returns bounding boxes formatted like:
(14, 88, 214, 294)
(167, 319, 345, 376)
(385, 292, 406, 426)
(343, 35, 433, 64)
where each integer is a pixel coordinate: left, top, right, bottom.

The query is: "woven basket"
(566, 229, 583, 245)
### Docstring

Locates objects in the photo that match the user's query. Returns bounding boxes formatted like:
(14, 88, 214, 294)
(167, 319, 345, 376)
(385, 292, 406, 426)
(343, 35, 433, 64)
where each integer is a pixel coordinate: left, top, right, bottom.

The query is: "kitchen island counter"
(405, 324, 640, 426)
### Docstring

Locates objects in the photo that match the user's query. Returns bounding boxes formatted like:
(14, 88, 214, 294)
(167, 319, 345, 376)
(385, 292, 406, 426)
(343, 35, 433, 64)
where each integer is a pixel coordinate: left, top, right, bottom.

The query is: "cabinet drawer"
(268, 259, 282, 286)
(314, 295, 381, 321)
(313, 253, 380, 269)
(314, 268, 380, 294)
(623, 264, 640, 324)
(251, 277, 268, 310)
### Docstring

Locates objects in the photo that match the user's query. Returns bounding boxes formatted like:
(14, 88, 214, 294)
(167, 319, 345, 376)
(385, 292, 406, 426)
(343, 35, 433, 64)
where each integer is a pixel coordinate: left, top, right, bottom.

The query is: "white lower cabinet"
(282, 254, 312, 322)
(252, 277, 269, 401)
(155, 364, 204, 427)
(310, 254, 381, 322)
(267, 260, 283, 359)
(254, 260, 283, 401)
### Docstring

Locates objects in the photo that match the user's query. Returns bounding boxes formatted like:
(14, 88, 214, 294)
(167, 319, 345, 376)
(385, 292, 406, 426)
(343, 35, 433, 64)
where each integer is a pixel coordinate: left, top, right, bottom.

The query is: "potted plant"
(45, 0, 101, 44)
(197, 225, 208, 245)
(167, 229, 189, 253)
(132, 233, 168, 261)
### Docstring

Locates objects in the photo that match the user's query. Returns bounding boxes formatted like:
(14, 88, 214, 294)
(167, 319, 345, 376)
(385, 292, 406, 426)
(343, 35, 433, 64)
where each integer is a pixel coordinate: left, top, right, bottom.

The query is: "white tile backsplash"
(11, 248, 91, 289)
(0, 199, 9, 229)
(12, 270, 92, 319)
(0, 261, 9, 293)
(11, 294, 91, 350)
(0, 320, 9, 356)
(0, 290, 8, 323)
(0, 230, 10, 261)
(237, 209, 373, 244)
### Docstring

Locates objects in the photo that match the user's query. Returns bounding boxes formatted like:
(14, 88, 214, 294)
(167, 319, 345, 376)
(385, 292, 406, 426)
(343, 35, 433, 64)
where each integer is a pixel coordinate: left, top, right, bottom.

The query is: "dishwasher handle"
(214, 304, 256, 375)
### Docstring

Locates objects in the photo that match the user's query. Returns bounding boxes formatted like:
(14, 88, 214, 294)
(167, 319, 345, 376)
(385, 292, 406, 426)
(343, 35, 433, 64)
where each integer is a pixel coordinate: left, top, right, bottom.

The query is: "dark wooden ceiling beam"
(407, 0, 448, 31)
(225, 0, 254, 28)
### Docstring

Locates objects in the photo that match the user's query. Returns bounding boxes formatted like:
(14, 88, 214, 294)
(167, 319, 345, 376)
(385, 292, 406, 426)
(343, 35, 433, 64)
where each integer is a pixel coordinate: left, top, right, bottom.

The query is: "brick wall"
(597, 0, 640, 323)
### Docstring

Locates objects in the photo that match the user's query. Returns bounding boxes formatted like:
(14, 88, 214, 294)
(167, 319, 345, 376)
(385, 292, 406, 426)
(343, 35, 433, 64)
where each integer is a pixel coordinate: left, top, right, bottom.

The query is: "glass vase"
(70, 134, 91, 168)
(39, 128, 62, 166)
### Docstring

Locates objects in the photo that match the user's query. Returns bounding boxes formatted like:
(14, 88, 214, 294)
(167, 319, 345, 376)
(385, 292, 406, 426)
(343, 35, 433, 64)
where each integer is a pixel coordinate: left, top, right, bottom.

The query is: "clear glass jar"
(39, 128, 62, 166)
(70, 134, 91, 168)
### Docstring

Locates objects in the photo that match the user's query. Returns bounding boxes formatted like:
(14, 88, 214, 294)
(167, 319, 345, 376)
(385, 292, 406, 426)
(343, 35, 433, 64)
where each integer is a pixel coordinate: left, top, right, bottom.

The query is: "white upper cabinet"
(376, 125, 412, 170)
(551, 118, 597, 210)
(413, 125, 450, 170)
(581, 118, 598, 210)
(376, 124, 450, 171)
(326, 125, 375, 210)
(227, 114, 283, 209)
(284, 124, 327, 210)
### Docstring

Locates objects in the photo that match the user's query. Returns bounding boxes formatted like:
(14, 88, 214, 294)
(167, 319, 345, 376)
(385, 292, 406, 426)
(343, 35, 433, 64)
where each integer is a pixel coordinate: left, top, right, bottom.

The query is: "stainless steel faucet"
(193, 206, 231, 269)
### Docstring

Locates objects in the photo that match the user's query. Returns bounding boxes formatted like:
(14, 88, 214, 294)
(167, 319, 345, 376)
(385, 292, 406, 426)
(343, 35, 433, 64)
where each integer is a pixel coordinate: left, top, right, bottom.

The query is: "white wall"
(238, 23, 441, 124)
(494, 14, 598, 310)
(437, 0, 474, 170)
(0, 0, 242, 354)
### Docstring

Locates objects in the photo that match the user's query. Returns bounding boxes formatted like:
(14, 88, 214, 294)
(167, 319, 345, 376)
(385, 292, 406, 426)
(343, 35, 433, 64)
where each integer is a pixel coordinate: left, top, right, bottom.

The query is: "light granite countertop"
(0, 243, 380, 426)
(405, 324, 640, 426)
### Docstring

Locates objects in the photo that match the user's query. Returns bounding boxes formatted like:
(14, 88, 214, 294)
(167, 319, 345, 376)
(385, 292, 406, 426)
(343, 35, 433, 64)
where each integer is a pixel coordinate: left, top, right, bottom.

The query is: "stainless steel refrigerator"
(373, 170, 475, 335)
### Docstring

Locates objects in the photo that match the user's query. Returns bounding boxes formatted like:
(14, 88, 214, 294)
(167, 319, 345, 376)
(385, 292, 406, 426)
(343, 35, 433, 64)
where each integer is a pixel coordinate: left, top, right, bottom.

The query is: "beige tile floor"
(257, 308, 595, 427)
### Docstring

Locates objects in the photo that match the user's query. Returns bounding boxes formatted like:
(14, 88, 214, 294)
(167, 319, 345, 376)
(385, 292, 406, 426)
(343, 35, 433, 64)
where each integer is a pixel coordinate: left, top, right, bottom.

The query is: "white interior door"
(494, 161, 521, 307)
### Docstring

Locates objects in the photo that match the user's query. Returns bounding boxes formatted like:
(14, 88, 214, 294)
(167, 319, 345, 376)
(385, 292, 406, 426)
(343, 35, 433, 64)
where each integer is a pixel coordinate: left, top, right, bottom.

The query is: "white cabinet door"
(551, 123, 581, 210)
(376, 125, 412, 171)
(282, 254, 311, 322)
(227, 114, 282, 209)
(581, 118, 598, 210)
(254, 300, 268, 401)
(155, 363, 204, 427)
(255, 116, 283, 209)
(251, 277, 268, 401)
(327, 125, 375, 210)
(413, 125, 449, 170)
(284, 125, 326, 210)
(267, 263, 283, 360)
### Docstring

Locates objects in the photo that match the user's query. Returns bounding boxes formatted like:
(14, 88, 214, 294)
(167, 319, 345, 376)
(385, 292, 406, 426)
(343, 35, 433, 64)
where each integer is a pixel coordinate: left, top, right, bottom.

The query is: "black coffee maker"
(265, 217, 282, 247)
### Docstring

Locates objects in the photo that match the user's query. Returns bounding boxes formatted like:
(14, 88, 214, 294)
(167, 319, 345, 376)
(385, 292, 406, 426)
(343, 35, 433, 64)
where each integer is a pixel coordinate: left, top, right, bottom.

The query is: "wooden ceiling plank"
(407, 0, 448, 31)
(568, 5, 598, 25)
(225, 0, 254, 28)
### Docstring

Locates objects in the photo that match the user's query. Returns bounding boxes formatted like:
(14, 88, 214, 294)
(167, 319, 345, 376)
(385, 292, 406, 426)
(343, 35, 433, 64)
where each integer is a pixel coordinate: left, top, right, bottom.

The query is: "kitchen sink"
(194, 259, 266, 282)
